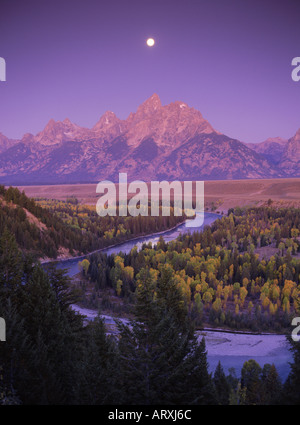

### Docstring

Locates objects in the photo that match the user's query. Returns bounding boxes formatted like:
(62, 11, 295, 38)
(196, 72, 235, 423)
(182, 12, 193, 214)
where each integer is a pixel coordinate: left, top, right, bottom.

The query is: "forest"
(84, 207, 300, 332)
(0, 188, 300, 404)
(0, 227, 300, 405)
(0, 186, 185, 259)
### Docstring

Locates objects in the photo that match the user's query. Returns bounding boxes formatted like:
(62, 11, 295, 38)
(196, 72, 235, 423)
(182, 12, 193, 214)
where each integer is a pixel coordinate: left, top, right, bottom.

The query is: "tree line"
(0, 228, 300, 404)
(86, 207, 300, 332)
(0, 186, 185, 259)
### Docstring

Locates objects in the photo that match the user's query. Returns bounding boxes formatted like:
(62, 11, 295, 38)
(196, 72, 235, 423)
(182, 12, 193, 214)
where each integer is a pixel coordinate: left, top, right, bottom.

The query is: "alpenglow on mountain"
(0, 94, 298, 184)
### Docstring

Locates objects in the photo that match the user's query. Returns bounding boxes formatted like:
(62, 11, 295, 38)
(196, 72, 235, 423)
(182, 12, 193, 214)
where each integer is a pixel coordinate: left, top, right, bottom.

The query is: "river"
(52, 211, 217, 277)
(49, 212, 293, 380)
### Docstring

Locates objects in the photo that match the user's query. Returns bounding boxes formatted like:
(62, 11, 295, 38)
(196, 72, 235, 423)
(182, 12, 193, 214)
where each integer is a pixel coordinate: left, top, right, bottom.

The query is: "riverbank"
(72, 302, 288, 336)
(40, 210, 223, 265)
(71, 303, 292, 380)
(198, 326, 288, 336)
(198, 329, 292, 379)
(40, 216, 188, 265)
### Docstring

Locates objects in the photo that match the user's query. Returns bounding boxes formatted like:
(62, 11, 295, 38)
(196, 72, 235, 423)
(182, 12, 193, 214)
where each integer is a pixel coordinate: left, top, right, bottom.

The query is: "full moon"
(146, 38, 155, 47)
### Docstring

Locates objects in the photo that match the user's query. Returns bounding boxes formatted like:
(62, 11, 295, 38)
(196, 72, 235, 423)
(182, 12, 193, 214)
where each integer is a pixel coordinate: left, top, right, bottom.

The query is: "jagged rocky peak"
(0, 132, 9, 141)
(93, 111, 120, 131)
(40, 118, 72, 133)
(128, 93, 162, 122)
(21, 133, 35, 144)
(140, 93, 162, 111)
(62, 118, 72, 125)
(34, 118, 81, 146)
(42, 118, 76, 131)
(293, 128, 300, 141)
(44, 118, 56, 130)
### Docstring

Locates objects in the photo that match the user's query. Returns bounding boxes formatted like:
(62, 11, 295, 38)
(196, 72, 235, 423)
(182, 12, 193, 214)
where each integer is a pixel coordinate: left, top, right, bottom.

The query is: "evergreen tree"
(261, 364, 281, 405)
(213, 361, 230, 405)
(17, 266, 83, 404)
(45, 264, 83, 329)
(0, 228, 23, 296)
(116, 269, 215, 404)
(283, 336, 300, 405)
(0, 299, 31, 405)
(156, 264, 189, 331)
(76, 317, 118, 404)
(241, 360, 263, 405)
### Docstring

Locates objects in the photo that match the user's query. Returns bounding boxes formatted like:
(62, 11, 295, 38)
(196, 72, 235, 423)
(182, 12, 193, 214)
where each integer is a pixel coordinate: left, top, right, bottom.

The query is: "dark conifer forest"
(0, 186, 185, 259)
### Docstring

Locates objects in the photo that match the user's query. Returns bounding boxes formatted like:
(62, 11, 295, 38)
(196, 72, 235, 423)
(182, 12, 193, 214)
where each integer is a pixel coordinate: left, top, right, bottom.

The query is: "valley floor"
(17, 177, 300, 213)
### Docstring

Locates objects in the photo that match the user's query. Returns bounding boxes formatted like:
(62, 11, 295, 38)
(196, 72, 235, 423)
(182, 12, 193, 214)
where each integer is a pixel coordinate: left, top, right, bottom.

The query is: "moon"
(146, 38, 155, 47)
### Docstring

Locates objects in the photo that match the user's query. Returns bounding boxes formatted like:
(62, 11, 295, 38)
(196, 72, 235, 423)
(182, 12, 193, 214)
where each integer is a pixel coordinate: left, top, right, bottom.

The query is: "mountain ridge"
(0, 94, 298, 184)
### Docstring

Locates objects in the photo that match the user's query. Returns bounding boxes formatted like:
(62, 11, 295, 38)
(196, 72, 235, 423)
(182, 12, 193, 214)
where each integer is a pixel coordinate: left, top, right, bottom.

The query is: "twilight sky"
(0, 0, 299, 142)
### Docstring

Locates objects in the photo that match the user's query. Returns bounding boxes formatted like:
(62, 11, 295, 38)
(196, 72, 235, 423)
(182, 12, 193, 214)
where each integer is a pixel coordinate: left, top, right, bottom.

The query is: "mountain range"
(0, 94, 299, 184)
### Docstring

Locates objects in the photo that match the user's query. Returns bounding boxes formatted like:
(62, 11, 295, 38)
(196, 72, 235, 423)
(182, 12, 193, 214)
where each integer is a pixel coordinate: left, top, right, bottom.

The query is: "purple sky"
(0, 0, 299, 143)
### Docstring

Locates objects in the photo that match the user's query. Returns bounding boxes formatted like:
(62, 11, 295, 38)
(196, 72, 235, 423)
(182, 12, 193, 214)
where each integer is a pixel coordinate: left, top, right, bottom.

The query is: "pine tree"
(213, 361, 230, 405)
(134, 268, 156, 321)
(116, 268, 215, 405)
(0, 299, 30, 405)
(45, 263, 83, 329)
(261, 364, 281, 405)
(283, 336, 300, 405)
(17, 266, 83, 404)
(0, 228, 23, 297)
(76, 317, 118, 404)
(241, 359, 263, 405)
(156, 264, 189, 331)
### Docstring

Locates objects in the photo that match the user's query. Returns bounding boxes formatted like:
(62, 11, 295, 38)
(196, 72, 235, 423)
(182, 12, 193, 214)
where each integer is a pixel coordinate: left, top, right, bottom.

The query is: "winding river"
(50, 212, 293, 380)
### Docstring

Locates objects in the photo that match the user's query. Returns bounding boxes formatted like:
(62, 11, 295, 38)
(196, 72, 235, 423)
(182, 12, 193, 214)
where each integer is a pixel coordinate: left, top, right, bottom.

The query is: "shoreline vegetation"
(78, 206, 300, 335)
(39, 214, 194, 265)
(72, 302, 288, 336)
(40, 210, 223, 265)
(21, 187, 298, 336)
(63, 210, 289, 336)
(0, 185, 189, 260)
